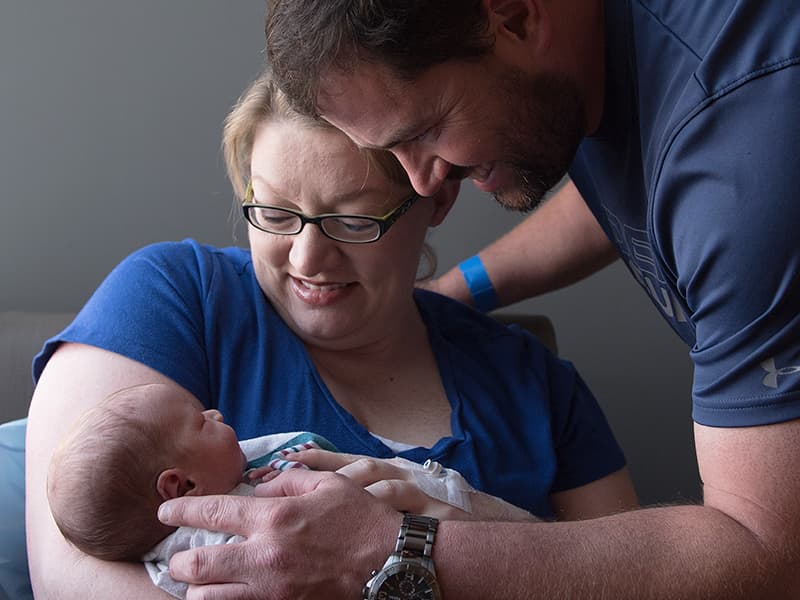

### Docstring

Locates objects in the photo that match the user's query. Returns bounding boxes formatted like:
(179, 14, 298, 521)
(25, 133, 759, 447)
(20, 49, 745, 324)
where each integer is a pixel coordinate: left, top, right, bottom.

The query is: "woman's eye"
(256, 209, 293, 224)
(263, 214, 294, 225)
(332, 218, 374, 233)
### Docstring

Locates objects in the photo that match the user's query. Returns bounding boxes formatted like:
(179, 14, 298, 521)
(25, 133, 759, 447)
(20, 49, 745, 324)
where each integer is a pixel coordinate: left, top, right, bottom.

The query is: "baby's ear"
(156, 468, 196, 500)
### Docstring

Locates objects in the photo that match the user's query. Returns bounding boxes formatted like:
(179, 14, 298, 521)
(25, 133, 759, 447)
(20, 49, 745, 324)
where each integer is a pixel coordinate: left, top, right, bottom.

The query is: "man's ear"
(483, 0, 549, 61)
(156, 468, 196, 500)
(428, 178, 461, 227)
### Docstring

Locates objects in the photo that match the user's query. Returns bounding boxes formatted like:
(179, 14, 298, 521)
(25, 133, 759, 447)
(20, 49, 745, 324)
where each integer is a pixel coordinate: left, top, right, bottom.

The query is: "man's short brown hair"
(266, 0, 493, 117)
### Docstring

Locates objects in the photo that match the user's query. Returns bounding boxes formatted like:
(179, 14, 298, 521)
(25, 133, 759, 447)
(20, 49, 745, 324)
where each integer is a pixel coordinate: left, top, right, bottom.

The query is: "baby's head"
(47, 383, 246, 561)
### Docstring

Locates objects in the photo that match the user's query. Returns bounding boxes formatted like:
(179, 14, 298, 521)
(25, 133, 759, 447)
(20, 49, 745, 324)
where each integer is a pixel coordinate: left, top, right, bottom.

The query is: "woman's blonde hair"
(223, 67, 409, 201)
(221, 67, 436, 278)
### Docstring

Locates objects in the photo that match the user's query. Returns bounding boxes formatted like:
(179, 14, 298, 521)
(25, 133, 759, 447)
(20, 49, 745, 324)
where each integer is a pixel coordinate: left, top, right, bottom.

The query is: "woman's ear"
(428, 178, 461, 227)
(156, 468, 196, 500)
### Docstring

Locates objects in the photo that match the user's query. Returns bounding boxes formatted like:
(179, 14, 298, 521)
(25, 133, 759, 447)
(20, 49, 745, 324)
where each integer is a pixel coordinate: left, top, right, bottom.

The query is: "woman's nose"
(288, 222, 339, 275)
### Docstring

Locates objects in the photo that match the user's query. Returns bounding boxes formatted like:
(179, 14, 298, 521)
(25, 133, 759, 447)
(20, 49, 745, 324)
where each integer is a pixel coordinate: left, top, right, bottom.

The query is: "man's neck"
(550, 0, 606, 133)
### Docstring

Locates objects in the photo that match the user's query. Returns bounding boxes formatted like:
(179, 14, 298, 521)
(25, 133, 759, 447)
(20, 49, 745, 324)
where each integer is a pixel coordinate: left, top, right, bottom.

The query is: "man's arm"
(426, 179, 619, 308)
(159, 419, 799, 599)
(26, 343, 177, 599)
(434, 419, 800, 598)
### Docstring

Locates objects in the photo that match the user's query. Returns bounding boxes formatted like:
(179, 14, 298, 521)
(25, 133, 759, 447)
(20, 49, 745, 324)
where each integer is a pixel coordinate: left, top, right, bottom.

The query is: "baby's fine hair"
(47, 384, 184, 561)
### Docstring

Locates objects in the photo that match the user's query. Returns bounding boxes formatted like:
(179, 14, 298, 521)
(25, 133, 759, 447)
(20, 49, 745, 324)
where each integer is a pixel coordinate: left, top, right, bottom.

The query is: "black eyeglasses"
(242, 181, 420, 244)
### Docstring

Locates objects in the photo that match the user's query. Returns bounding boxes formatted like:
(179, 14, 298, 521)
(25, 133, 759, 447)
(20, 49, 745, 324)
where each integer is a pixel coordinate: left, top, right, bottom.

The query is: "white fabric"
(238, 431, 310, 461)
(369, 432, 417, 453)
(141, 434, 306, 599)
(141, 432, 480, 598)
(142, 483, 253, 599)
(387, 457, 476, 513)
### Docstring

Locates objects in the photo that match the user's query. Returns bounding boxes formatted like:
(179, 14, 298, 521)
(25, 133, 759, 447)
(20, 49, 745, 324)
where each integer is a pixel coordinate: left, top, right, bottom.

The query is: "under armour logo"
(760, 358, 800, 389)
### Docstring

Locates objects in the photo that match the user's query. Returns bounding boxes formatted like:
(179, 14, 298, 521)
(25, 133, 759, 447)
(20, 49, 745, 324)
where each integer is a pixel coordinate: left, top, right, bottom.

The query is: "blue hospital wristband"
(458, 255, 499, 313)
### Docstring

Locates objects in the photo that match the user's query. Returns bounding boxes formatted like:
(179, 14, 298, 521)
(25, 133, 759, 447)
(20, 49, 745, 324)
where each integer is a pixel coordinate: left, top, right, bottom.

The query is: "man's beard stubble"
(493, 69, 586, 213)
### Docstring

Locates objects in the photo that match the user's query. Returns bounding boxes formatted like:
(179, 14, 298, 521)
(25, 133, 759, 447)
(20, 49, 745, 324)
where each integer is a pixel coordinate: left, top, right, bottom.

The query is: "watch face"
(369, 562, 441, 600)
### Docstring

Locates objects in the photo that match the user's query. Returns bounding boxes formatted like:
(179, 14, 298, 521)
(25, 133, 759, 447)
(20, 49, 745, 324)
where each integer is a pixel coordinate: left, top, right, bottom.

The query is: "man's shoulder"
(633, 0, 800, 96)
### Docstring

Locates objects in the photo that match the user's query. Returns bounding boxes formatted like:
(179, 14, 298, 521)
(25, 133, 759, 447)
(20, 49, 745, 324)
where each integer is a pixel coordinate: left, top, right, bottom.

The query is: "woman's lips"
(291, 277, 352, 306)
(298, 279, 348, 291)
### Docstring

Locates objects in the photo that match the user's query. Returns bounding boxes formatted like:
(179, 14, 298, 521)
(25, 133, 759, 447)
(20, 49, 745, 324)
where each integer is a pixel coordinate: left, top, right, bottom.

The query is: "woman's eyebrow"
(249, 178, 394, 206)
(324, 186, 400, 207)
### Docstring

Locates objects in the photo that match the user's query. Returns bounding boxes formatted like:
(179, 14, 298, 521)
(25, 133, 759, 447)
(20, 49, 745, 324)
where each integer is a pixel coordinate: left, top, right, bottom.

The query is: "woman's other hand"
(281, 449, 539, 522)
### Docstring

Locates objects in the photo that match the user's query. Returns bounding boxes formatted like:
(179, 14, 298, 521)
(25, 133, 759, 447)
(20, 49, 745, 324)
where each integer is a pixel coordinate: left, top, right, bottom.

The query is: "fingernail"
(158, 502, 172, 523)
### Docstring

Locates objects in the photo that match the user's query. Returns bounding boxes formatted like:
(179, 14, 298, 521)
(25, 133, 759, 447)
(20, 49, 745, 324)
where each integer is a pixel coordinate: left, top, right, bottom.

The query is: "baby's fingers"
(286, 449, 371, 471)
(246, 465, 276, 481)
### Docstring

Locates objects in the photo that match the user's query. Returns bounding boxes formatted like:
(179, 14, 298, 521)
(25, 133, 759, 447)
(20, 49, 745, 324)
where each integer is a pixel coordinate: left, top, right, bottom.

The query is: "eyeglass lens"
(246, 206, 381, 242)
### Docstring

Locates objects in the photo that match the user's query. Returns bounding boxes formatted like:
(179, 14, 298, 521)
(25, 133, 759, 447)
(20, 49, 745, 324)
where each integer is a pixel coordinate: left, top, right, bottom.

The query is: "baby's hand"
(244, 440, 320, 483)
(246, 465, 280, 484)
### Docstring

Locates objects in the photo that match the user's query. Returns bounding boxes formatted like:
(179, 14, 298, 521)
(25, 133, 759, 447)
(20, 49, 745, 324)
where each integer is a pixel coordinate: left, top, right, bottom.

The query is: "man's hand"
(158, 469, 399, 600)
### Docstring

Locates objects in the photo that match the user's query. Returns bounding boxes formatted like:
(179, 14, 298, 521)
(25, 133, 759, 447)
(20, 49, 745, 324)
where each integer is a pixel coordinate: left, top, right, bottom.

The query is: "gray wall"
(0, 2, 699, 506)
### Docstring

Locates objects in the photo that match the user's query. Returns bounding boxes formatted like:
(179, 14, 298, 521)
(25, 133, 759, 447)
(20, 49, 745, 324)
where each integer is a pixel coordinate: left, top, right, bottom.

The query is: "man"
(158, 1, 800, 597)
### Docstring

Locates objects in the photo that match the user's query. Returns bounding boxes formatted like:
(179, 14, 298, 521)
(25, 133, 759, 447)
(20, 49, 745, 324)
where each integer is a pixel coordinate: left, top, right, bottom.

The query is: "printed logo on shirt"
(602, 206, 688, 324)
(760, 358, 800, 389)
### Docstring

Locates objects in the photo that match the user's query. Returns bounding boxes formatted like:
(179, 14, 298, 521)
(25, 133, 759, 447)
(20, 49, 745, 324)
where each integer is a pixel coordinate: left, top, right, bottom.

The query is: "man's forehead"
(317, 67, 417, 149)
(318, 63, 407, 113)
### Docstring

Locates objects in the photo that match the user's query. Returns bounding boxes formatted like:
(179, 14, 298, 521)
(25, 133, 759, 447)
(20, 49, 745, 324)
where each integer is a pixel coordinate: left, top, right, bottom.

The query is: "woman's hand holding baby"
(276, 449, 471, 520)
(282, 449, 539, 523)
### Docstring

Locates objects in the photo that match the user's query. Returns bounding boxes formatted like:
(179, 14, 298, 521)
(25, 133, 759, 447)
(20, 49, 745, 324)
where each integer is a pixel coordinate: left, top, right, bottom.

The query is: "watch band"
(363, 514, 441, 600)
(395, 514, 439, 559)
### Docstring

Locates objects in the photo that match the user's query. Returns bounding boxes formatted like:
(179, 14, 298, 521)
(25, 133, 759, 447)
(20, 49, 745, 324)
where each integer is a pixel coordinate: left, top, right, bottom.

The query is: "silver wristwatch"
(363, 513, 442, 600)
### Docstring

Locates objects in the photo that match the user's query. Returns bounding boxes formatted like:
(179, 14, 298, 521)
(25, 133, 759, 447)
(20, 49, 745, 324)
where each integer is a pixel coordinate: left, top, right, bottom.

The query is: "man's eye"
(412, 128, 433, 143)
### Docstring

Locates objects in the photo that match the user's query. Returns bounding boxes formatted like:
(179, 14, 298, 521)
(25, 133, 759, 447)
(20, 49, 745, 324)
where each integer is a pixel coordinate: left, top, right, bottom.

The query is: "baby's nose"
(202, 409, 224, 422)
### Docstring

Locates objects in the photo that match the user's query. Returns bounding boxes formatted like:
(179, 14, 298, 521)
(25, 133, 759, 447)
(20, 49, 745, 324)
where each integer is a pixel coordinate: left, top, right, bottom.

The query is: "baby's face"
(191, 409, 248, 493)
(158, 394, 247, 495)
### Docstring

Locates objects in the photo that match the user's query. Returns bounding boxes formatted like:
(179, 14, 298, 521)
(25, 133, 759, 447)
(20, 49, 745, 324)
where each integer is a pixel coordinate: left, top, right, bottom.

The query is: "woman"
(26, 70, 636, 598)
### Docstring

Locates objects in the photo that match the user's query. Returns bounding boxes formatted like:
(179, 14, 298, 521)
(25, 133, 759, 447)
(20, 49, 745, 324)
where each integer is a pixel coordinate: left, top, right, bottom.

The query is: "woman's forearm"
(27, 527, 170, 600)
(26, 343, 177, 599)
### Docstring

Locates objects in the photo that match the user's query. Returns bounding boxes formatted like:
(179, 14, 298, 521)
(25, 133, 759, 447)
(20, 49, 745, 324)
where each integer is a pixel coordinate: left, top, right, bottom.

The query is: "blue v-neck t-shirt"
(34, 240, 625, 518)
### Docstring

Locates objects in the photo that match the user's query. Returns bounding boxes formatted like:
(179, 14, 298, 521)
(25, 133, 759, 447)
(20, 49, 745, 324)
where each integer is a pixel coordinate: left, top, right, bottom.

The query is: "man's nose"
(392, 146, 450, 197)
